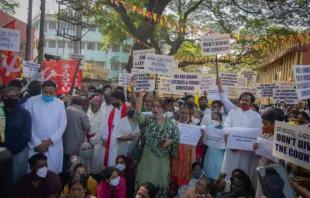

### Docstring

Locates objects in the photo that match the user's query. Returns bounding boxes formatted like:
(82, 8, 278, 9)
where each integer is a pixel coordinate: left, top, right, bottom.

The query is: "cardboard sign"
(22, 61, 40, 78)
(226, 127, 262, 151)
(237, 78, 247, 87)
(134, 73, 156, 91)
(256, 83, 280, 98)
(144, 54, 174, 76)
(0, 28, 20, 52)
(133, 49, 155, 68)
(178, 123, 202, 146)
(170, 73, 201, 94)
(207, 86, 228, 100)
(200, 75, 216, 91)
(118, 73, 131, 86)
(203, 127, 226, 150)
(201, 34, 231, 55)
(293, 65, 310, 100)
(220, 73, 238, 86)
(240, 71, 257, 82)
(255, 137, 279, 163)
(158, 76, 171, 94)
(273, 121, 310, 170)
(272, 89, 298, 104)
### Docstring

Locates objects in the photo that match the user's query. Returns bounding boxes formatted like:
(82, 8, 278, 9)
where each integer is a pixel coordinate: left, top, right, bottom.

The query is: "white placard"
(21, 71, 42, 92)
(273, 121, 310, 170)
(131, 68, 144, 75)
(22, 61, 40, 78)
(144, 54, 174, 76)
(142, 112, 153, 116)
(255, 137, 279, 163)
(272, 89, 298, 104)
(200, 75, 216, 91)
(207, 86, 228, 100)
(293, 65, 310, 100)
(256, 83, 280, 98)
(133, 49, 155, 68)
(203, 127, 226, 150)
(240, 71, 257, 82)
(219, 73, 238, 86)
(134, 73, 156, 91)
(178, 123, 202, 146)
(201, 34, 231, 56)
(226, 127, 262, 151)
(170, 73, 201, 94)
(118, 73, 131, 86)
(158, 76, 171, 94)
(237, 78, 247, 87)
(0, 28, 20, 52)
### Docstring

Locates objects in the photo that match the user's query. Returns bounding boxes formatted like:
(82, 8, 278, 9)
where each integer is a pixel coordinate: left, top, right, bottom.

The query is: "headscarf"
(78, 142, 103, 175)
(90, 96, 102, 105)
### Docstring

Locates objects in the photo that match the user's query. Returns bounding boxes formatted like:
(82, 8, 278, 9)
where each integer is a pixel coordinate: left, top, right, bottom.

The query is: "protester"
(101, 90, 113, 113)
(87, 86, 96, 99)
(18, 80, 41, 108)
(103, 84, 112, 93)
(97, 167, 126, 198)
(8, 78, 23, 92)
(115, 103, 139, 156)
(87, 96, 105, 164)
(288, 109, 299, 124)
(25, 80, 67, 174)
(60, 163, 98, 197)
(296, 111, 310, 127)
(62, 174, 96, 198)
(198, 96, 210, 115)
(192, 110, 204, 161)
(103, 90, 128, 166)
(222, 173, 253, 198)
(135, 90, 180, 197)
(13, 153, 62, 198)
(63, 96, 90, 172)
(136, 182, 157, 198)
(182, 177, 213, 198)
(172, 101, 180, 120)
(142, 94, 156, 112)
(80, 89, 90, 112)
(184, 95, 196, 111)
(164, 104, 174, 119)
(94, 88, 104, 102)
(116, 155, 135, 198)
(115, 86, 125, 92)
(0, 86, 32, 184)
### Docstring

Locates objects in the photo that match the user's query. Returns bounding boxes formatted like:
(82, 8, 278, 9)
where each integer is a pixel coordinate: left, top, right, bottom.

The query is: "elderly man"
(0, 86, 32, 184)
(25, 80, 67, 174)
(62, 96, 90, 171)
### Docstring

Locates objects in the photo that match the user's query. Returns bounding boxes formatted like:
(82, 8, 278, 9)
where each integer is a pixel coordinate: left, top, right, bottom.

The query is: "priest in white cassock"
(25, 80, 67, 174)
(221, 92, 261, 181)
(103, 90, 127, 167)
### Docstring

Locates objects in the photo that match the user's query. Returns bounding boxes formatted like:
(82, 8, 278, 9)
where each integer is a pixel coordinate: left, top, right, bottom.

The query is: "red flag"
(42, 60, 79, 94)
(74, 69, 83, 89)
(3, 20, 15, 29)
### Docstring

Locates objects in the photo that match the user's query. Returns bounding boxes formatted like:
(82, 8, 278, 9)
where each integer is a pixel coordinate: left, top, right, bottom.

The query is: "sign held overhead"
(0, 28, 20, 52)
(201, 34, 231, 56)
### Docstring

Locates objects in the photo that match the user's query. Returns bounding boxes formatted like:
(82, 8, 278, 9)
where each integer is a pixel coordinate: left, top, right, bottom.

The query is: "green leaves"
(0, 0, 19, 15)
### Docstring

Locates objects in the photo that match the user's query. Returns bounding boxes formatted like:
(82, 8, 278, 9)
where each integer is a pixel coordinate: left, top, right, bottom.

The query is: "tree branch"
(184, 0, 204, 19)
(231, 0, 261, 14)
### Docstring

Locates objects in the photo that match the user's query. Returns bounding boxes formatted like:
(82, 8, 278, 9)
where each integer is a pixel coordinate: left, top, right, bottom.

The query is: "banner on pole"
(201, 34, 231, 56)
(0, 27, 20, 52)
(22, 61, 40, 78)
(200, 75, 216, 91)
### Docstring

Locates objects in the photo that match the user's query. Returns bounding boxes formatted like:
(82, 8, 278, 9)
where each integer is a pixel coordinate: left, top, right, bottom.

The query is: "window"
(59, 22, 66, 30)
(49, 40, 56, 48)
(112, 62, 120, 70)
(67, 23, 74, 31)
(97, 43, 103, 51)
(58, 41, 66, 48)
(68, 42, 74, 49)
(49, 22, 57, 30)
(122, 45, 131, 53)
(87, 42, 95, 50)
(112, 44, 120, 52)
(81, 42, 86, 49)
(44, 23, 48, 30)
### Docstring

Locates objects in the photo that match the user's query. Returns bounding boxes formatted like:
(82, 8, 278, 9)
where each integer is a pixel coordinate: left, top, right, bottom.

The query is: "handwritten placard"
(226, 127, 262, 151)
(255, 137, 279, 163)
(203, 127, 226, 149)
(293, 65, 310, 100)
(240, 71, 257, 82)
(158, 76, 171, 94)
(133, 49, 155, 68)
(22, 61, 40, 78)
(200, 75, 216, 91)
(144, 54, 174, 76)
(178, 123, 202, 146)
(118, 73, 131, 86)
(0, 28, 20, 52)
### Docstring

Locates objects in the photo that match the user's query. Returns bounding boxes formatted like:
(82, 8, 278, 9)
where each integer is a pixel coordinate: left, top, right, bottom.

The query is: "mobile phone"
(257, 164, 295, 198)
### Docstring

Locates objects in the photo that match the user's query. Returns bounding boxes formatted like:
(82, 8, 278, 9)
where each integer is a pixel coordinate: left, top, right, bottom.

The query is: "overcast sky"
(14, 0, 58, 23)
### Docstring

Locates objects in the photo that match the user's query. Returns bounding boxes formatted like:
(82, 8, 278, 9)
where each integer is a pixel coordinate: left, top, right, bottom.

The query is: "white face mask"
(36, 167, 48, 178)
(212, 120, 221, 127)
(192, 117, 201, 125)
(166, 111, 174, 118)
(116, 163, 126, 171)
(173, 106, 179, 112)
(110, 176, 120, 186)
(153, 113, 163, 119)
(81, 96, 86, 100)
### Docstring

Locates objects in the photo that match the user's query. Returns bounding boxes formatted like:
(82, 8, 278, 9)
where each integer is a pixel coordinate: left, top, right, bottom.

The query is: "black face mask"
(187, 102, 194, 108)
(112, 101, 120, 108)
(3, 98, 19, 109)
(199, 104, 207, 110)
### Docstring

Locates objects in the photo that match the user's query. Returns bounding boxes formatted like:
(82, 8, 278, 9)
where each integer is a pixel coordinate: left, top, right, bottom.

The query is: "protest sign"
(134, 73, 156, 91)
(203, 127, 226, 150)
(201, 34, 231, 56)
(275, 82, 295, 89)
(228, 86, 257, 99)
(22, 61, 40, 78)
(131, 68, 144, 75)
(207, 86, 228, 100)
(178, 123, 202, 146)
(0, 28, 20, 52)
(240, 71, 257, 83)
(133, 49, 155, 68)
(272, 89, 298, 104)
(200, 75, 216, 91)
(144, 54, 174, 76)
(219, 73, 238, 86)
(158, 76, 171, 94)
(255, 137, 279, 163)
(118, 73, 131, 86)
(226, 127, 262, 151)
(170, 73, 201, 94)
(237, 78, 247, 87)
(256, 83, 280, 98)
(273, 121, 310, 170)
(293, 65, 310, 100)
(227, 86, 239, 99)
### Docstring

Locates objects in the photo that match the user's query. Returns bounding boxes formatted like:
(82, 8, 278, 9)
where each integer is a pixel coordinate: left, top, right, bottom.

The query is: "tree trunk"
(38, 0, 45, 64)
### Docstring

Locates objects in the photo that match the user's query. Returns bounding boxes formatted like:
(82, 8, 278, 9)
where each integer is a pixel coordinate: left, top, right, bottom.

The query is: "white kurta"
(87, 108, 106, 165)
(115, 117, 140, 156)
(25, 95, 67, 174)
(221, 108, 262, 181)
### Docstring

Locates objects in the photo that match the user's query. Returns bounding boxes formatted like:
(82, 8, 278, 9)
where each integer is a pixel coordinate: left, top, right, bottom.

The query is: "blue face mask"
(127, 110, 134, 117)
(41, 94, 54, 103)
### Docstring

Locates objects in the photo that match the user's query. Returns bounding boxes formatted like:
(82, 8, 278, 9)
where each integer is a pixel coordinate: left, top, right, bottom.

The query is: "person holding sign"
(221, 92, 262, 181)
(252, 108, 285, 198)
(135, 90, 180, 197)
(296, 111, 310, 127)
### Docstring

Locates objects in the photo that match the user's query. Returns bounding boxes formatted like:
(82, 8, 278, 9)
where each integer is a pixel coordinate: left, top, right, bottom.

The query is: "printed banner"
(144, 54, 174, 76)
(226, 127, 262, 151)
(293, 65, 310, 100)
(133, 49, 155, 68)
(178, 123, 202, 146)
(203, 127, 226, 150)
(273, 121, 310, 170)
(134, 73, 156, 91)
(200, 75, 216, 91)
(255, 137, 279, 163)
(158, 76, 171, 94)
(219, 73, 238, 87)
(256, 83, 280, 98)
(42, 60, 79, 94)
(118, 73, 131, 86)
(201, 34, 231, 55)
(170, 72, 201, 94)
(272, 89, 298, 104)
(0, 27, 20, 52)
(22, 61, 40, 78)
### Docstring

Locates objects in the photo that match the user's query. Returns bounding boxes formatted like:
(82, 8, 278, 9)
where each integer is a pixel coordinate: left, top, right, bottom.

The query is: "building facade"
(32, 14, 133, 79)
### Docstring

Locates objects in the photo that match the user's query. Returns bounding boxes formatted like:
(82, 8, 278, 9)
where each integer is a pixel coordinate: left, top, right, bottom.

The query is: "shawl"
(79, 142, 103, 174)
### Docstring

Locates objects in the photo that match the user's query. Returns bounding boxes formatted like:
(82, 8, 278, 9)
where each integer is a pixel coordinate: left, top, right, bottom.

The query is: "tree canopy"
(0, 0, 19, 15)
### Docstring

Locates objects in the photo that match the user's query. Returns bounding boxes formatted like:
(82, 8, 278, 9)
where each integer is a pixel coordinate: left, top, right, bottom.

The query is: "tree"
(0, 0, 19, 15)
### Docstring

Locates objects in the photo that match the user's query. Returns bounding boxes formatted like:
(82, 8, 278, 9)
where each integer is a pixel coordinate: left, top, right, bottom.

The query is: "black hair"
(199, 177, 212, 191)
(110, 90, 125, 102)
(184, 95, 195, 103)
(198, 96, 207, 102)
(116, 155, 128, 165)
(28, 80, 41, 96)
(88, 86, 96, 90)
(42, 80, 57, 88)
(289, 109, 299, 116)
(68, 174, 88, 190)
(212, 111, 223, 122)
(192, 161, 203, 170)
(262, 108, 285, 123)
(299, 111, 310, 121)
(239, 92, 255, 104)
(140, 182, 157, 198)
(251, 104, 259, 112)
(8, 79, 22, 88)
(72, 96, 83, 105)
(103, 84, 112, 91)
(28, 153, 47, 166)
(212, 100, 223, 107)
(95, 89, 104, 94)
(73, 163, 89, 176)
(102, 167, 119, 180)
(115, 86, 124, 92)
(235, 173, 252, 194)
(193, 110, 204, 120)
(232, 168, 246, 176)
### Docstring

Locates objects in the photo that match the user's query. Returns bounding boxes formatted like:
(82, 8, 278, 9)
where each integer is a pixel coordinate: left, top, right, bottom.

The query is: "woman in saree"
(135, 90, 180, 197)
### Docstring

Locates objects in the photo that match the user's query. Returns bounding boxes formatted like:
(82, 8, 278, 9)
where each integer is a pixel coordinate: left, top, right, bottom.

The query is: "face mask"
(193, 170, 202, 179)
(110, 176, 120, 186)
(41, 94, 54, 103)
(187, 102, 194, 108)
(82, 150, 93, 159)
(127, 110, 134, 117)
(199, 104, 207, 111)
(153, 113, 163, 119)
(36, 167, 48, 178)
(88, 93, 94, 98)
(141, 107, 148, 112)
(212, 120, 221, 127)
(192, 117, 201, 125)
(173, 106, 179, 112)
(166, 111, 173, 118)
(116, 163, 126, 171)
(239, 104, 251, 111)
(224, 109, 230, 114)
(112, 102, 120, 108)
(81, 96, 86, 100)
(262, 124, 274, 133)
(3, 98, 18, 109)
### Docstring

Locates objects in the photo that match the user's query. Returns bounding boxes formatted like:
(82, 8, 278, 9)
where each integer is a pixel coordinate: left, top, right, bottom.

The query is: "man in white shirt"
(25, 80, 67, 174)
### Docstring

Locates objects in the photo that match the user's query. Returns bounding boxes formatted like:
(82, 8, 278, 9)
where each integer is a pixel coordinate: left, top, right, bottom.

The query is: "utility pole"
(38, 0, 46, 64)
(25, 0, 33, 61)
